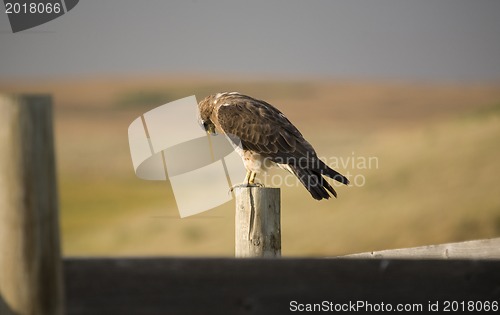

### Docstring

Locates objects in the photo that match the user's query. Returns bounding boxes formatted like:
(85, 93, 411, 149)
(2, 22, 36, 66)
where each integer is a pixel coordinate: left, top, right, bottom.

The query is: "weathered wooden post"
(234, 187, 281, 257)
(0, 95, 64, 315)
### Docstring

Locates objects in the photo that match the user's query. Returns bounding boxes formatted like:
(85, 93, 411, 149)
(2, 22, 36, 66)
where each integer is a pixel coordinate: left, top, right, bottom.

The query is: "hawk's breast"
(234, 146, 273, 174)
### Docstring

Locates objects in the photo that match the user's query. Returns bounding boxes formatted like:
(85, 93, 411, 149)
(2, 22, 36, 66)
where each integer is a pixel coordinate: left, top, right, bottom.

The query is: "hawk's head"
(198, 94, 217, 135)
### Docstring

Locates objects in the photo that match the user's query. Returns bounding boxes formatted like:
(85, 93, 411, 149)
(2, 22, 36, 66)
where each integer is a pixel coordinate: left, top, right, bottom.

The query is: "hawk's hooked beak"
(207, 125, 217, 135)
(202, 121, 217, 135)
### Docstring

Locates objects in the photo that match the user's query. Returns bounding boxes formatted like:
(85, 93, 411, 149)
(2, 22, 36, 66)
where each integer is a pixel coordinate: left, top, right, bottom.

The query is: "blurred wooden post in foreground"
(0, 95, 64, 315)
(234, 187, 281, 257)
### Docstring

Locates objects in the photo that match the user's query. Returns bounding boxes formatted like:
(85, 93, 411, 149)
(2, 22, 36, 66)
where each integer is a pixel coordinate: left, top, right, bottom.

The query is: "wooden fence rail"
(64, 257, 500, 315)
(344, 238, 500, 259)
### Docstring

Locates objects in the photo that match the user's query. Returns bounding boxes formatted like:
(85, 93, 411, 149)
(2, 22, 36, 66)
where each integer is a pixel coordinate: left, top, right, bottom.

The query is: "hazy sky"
(1, 0, 500, 81)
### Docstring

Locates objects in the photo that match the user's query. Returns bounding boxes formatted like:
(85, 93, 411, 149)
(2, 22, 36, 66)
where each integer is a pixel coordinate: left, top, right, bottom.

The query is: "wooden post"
(234, 187, 281, 257)
(0, 95, 64, 315)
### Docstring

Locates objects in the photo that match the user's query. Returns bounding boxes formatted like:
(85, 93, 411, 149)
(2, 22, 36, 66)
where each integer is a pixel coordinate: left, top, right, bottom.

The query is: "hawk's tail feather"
(289, 165, 337, 200)
(309, 159, 350, 185)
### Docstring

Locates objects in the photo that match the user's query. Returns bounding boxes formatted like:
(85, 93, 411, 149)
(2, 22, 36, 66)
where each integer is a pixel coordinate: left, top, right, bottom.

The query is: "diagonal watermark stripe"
(128, 95, 246, 218)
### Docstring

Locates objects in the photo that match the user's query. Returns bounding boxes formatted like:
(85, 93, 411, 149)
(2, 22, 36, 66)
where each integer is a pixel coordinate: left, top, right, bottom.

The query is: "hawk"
(198, 92, 349, 200)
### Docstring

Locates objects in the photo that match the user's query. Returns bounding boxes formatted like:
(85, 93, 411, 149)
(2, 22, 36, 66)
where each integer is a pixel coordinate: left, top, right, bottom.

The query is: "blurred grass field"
(1, 76, 500, 257)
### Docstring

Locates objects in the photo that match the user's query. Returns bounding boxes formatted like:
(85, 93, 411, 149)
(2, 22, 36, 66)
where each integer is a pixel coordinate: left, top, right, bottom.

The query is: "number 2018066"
(5, 2, 61, 14)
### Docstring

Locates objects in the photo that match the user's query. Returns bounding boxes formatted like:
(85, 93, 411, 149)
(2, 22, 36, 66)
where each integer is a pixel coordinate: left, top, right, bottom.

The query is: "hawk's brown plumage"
(198, 92, 349, 200)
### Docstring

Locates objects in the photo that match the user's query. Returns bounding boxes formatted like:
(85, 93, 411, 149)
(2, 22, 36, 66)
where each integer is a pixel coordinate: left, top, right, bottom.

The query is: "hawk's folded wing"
(215, 95, 313, 162)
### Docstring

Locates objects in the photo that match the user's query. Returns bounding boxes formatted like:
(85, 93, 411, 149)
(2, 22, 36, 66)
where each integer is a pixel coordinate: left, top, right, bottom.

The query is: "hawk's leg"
(247, 171, 264, 187)
(249, 171, 257, 184)
(244, 170, 251, 185)
(229, 171, 264, 193)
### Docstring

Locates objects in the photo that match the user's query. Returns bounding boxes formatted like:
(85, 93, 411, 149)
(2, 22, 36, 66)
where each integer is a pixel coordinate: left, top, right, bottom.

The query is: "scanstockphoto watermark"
(289, 300, 424, 312)
(289, 300, 500, 312)
(257, 152, 379, 188)
(322, 152, 379, 187)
